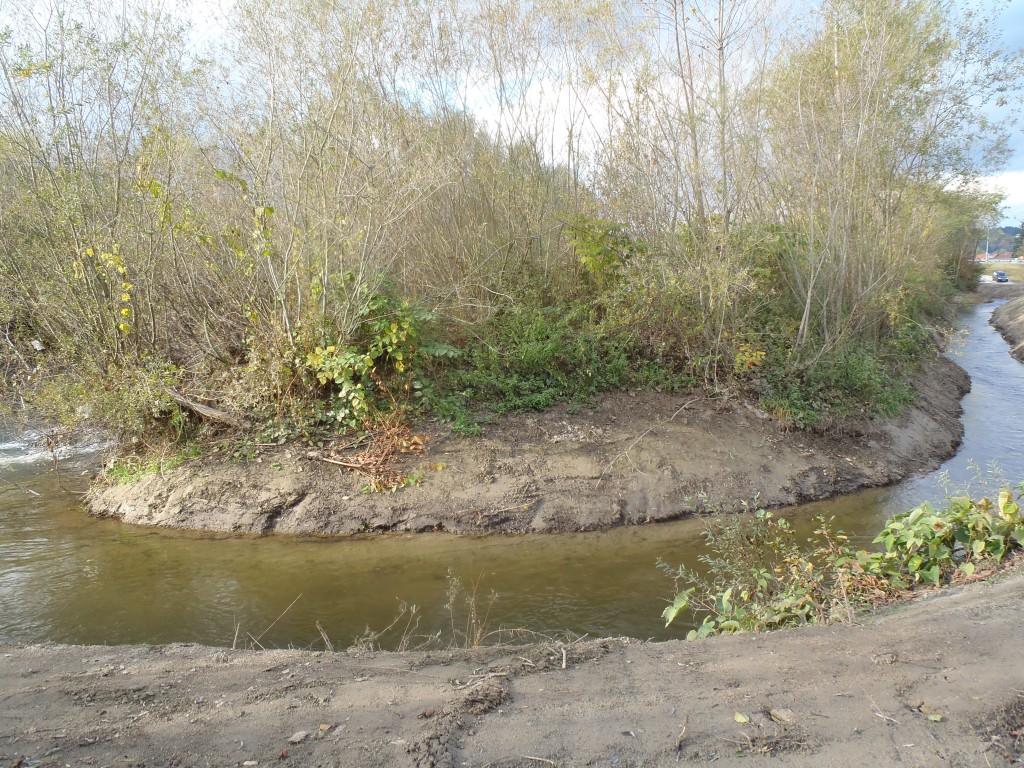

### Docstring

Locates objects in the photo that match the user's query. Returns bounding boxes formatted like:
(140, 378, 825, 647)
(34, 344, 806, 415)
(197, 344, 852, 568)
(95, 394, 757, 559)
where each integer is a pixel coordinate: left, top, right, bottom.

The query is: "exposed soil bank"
(991, 292, 1024, 362)
(88, 356, 969, 535)
(2, 569, 1022, 768)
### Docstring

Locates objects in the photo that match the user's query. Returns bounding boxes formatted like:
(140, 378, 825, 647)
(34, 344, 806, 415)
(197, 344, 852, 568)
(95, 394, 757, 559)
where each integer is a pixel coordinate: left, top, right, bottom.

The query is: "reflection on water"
(2, 302, 1023, 648)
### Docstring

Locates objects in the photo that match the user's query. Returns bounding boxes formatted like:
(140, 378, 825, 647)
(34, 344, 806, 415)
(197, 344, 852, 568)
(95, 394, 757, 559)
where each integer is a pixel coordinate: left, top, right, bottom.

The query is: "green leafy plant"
(428, 297, 639, 418)
(661, 486, 1024, 639)
(754, 340, 916, 429)
(306, 344, 375, 429)
(565, 216, 647, 288)
(659, 510, 886, 638)
(304, 292, 437, 430)
(866, 489, 1024, 586)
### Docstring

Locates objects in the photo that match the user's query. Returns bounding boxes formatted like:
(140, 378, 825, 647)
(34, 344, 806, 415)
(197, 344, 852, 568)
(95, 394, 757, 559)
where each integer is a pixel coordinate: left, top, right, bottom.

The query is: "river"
(2, 301, 1022, 649)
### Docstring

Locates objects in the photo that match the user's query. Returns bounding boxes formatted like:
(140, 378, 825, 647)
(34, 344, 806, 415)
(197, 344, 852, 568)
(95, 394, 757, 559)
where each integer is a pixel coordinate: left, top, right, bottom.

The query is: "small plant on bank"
(445, 569, 500, 648)
(105, 445, 203, 484)
(662, 485, 1024, 638)
(866, 488, 1024, 586)
(659, 510, 888, 638)
(305, 292, 436, 430)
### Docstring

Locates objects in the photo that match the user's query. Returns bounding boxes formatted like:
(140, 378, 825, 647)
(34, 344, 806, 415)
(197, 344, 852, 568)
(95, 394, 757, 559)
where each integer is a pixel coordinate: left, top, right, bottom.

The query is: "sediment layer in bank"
(88, 356, 970, 535)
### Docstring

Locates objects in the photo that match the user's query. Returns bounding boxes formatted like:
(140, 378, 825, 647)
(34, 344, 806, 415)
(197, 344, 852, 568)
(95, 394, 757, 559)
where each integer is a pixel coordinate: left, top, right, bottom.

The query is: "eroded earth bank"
(88, 356, 969, 536)
(991, 289, 1024, 362)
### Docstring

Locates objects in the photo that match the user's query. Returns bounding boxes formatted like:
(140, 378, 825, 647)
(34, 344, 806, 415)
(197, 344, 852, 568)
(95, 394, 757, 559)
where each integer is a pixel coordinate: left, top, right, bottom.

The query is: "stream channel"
(2, 301, 1023, 650)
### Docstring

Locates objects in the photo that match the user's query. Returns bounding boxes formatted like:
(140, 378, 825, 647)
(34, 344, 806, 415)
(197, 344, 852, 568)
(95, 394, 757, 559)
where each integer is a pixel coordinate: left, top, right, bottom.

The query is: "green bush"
(661, 486, 1024, 639)
(429, 298, 634, 415)
(659, 510, 884, 638)
(867, 490, 1024, 586)
(753, 341, 916, 428)
(565, 216, 647, 289)
(304, 291, 439, 429)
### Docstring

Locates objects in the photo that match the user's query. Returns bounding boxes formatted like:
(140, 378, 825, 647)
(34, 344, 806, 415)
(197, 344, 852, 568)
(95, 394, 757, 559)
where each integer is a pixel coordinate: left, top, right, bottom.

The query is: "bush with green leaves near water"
(661, 485, 1024, 639)
(868, 489, 1024, 587)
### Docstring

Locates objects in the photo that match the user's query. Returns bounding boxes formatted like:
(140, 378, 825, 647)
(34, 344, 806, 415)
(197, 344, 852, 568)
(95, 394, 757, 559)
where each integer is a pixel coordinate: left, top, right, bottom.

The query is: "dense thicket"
(0, 0, 1019, 444)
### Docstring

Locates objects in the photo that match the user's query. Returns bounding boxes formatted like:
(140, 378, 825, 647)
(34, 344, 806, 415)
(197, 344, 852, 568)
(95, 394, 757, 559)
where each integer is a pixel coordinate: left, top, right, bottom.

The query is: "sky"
(969, 0, 1024, 227)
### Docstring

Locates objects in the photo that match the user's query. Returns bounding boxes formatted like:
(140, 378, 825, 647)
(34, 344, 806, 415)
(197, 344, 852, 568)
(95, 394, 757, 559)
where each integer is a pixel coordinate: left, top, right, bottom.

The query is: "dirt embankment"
(991, 292, 1024, 362)
(87, 356, 970, 536)
(3, 569, 1022, 768)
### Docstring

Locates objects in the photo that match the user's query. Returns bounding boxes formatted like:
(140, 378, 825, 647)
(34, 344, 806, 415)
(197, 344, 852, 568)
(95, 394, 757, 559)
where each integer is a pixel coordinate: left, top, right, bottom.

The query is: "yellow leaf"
(734, 712, 749, 724)
(997, 490, 1017, 518)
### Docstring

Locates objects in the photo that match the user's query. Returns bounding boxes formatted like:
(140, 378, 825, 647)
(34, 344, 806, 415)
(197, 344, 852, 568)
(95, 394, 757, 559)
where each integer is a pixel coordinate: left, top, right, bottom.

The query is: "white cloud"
(185, 0, 234, 43)
(975, 171, 1024, 226)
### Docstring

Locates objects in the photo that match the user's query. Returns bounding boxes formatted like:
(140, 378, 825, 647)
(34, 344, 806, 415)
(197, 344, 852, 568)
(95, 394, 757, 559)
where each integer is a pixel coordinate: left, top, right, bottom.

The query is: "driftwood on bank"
(166, 389, 248, 429)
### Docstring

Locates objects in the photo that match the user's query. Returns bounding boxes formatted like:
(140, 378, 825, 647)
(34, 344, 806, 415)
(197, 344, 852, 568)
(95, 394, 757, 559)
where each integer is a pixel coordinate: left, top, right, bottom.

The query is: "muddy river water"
(2, 302, 1023, 649)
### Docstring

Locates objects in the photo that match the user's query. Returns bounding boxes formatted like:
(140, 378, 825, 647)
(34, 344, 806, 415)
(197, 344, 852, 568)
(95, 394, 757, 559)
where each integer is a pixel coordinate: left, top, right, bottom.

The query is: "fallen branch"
(166, 389, 247, 429)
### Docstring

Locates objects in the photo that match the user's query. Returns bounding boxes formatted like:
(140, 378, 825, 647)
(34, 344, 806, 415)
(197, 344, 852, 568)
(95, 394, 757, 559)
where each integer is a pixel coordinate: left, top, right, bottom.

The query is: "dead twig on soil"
(873, 709, 901, 725)
(454, 671, 509, 691)
(318, 456, 365, 469)
(597, 398, 699, 488)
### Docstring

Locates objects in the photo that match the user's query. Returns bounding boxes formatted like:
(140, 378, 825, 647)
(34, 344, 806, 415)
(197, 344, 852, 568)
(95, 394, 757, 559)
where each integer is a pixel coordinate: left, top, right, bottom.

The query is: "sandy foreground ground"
(2, 569, 1022, 767)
